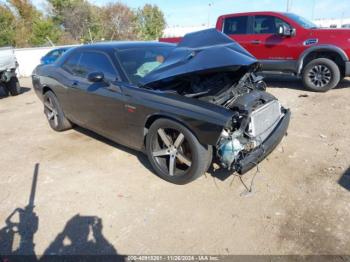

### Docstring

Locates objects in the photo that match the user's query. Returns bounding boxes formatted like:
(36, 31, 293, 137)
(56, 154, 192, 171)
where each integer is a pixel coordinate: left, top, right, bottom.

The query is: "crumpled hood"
(139, 29, 258, 87)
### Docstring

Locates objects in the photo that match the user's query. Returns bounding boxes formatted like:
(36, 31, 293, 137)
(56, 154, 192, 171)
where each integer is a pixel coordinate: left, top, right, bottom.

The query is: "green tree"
(30, 18, 61, 46)
(0, 4, 16, 46)
(47, 0, 72, 24)
(7, 0, 38, 47)
(136, 4, 166, 40)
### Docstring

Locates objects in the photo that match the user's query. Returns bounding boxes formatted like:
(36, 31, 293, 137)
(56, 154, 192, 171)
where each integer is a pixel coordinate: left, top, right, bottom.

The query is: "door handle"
(251, 40, 261, 45)
(106, 85, 121, 93)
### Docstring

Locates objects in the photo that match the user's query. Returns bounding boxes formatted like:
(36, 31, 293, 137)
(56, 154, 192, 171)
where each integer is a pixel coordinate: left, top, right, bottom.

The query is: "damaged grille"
(248, 100, 283, 144)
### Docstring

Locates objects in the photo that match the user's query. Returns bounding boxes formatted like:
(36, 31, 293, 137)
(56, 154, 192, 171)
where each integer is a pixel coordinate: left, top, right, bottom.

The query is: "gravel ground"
(0, 77, 349, 256)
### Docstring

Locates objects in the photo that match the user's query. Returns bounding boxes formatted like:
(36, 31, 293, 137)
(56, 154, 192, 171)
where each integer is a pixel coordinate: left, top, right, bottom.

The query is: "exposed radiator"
(248, 100, 283, 144)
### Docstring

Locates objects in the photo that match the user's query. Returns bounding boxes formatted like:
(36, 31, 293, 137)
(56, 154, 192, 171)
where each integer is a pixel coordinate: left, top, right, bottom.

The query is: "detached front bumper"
(235, 109, 291, 174)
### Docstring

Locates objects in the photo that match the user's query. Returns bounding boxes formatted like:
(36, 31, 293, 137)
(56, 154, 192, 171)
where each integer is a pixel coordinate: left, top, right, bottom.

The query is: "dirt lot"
(0, 77, 349, 256)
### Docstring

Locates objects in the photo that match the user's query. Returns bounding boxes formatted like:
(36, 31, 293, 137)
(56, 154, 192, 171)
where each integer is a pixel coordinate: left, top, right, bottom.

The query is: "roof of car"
(74, 41, 175, 51)
(218, 11, 286, 18)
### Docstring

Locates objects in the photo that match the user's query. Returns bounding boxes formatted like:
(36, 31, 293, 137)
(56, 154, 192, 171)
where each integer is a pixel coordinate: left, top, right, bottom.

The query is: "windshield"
(284, 13, 318, 29)
(116, 46, 175, 85)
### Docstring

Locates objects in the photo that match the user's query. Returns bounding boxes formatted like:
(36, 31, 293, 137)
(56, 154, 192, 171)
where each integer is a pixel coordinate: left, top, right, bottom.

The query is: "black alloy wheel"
(43, 91, 72, 131)
(44, 95, 59, 128)
(308, 64, 331, 88)
(302, 58, 340, 92)
(152, 127, 192, 177)
(146, 119, 211, 184)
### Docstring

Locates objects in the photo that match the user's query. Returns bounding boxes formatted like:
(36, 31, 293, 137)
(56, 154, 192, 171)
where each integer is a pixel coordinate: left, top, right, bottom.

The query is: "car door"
(246, 15, 295, 61)
(66, 50, 129, 144)
(222, 15, 254, 52)
(52, 51, 82, 119)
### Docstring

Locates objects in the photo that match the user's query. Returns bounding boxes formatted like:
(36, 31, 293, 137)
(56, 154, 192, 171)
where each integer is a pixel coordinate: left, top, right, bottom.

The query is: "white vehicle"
(0, 47, 21, 96)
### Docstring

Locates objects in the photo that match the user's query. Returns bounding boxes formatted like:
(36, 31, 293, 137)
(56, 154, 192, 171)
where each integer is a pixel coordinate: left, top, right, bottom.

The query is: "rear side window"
(253, 16, 290, 34)
(62, 52, 81, 75)
(76, 52, 118, 80)
(223, 16, 248, 35)
(48, 50, 60, 58)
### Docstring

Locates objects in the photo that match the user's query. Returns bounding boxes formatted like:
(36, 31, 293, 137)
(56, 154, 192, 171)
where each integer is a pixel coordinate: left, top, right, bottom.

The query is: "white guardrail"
(14, 45, 78, 77)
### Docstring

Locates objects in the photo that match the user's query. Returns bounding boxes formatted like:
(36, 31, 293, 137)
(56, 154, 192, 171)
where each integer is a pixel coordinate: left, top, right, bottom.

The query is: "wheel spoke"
(157, 129, 172, 147)
(53, 115, 58, 127)
(177, 153, 191, 167)
(44, 102, 54, 111)
(152, 149, 170, 157)
(47, 112, 54, 120)
(173, 133, 185, 148)
(169, 155, 176, 176)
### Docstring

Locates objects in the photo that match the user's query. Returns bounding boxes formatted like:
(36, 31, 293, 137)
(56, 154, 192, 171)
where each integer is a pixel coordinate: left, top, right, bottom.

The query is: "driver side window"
(76, 51, 119, 81)
(254, 16, 290, 34)
(62, 52, 81, 75)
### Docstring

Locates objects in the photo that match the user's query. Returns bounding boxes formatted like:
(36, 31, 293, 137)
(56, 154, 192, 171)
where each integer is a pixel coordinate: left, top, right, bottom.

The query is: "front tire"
(302, 58, 340, 92)
(0, 83, 9, 97)
(7, 77, 21, 96)
(146, 119, 212, 185)
(43, 91, 72, 131)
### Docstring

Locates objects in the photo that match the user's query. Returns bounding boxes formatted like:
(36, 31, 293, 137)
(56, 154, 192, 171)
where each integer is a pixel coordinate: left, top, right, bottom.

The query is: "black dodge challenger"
(32, 29, 291, 184)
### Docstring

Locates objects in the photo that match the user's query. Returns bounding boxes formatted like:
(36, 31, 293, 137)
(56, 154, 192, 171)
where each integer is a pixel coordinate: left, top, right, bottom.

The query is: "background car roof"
(74, 41, 175, 51)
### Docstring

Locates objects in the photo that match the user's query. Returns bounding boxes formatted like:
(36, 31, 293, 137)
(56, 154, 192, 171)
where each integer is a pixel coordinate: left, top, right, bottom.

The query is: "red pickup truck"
(160, 12, 350, 92)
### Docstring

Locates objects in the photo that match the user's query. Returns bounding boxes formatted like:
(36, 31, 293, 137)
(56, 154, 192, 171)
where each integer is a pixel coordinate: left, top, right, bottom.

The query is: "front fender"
(144, 112, 227, 147)
(297, 44, 349, 74)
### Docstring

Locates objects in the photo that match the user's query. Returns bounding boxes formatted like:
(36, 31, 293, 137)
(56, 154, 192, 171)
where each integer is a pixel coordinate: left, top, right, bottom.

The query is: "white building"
(313, 18, 350, 28)
(163, 25, 210, 37)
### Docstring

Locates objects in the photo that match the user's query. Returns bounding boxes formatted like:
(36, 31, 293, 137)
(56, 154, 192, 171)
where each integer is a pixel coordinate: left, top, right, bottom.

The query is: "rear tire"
(302, 58, 340, 92)
(7, 77, 21, 96)
(43, 91, 72, 131)
(146, 119, 212, 184)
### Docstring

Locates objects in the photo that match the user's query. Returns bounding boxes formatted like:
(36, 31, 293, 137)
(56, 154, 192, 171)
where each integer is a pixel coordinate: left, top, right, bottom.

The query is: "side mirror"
(277, 24, 295, 37)
(88, 72, 104, 82)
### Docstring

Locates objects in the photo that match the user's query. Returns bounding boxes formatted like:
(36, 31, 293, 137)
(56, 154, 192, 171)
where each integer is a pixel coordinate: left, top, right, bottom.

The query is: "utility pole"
(207, 2, 213, 28)
(286, 0, 293, 12)
(341, 11, 345, 27)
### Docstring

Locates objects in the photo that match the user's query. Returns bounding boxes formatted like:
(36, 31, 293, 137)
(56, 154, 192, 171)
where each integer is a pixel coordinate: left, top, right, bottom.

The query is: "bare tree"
(99, 2, 136, 41)
(60, 0, 91, 42)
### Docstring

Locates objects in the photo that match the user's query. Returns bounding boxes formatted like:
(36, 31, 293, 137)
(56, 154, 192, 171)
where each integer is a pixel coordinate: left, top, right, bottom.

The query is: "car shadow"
(0, 163, 122, 261)
(338, 167, 350, 191)
(73, 126, 154, 174)
(0, 85, 31, 99)
(264, 75, 350, 91)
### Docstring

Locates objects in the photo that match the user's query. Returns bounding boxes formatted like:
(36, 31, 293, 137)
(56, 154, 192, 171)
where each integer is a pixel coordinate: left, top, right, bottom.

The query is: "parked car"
(0, 47, 21, 96)
(32, 29, 290, 184)
(160, 12, 350, 92)
(40, 47, 69, 65)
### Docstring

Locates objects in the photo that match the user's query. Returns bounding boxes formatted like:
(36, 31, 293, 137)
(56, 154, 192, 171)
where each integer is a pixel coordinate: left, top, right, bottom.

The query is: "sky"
(32, 0, 350, 27)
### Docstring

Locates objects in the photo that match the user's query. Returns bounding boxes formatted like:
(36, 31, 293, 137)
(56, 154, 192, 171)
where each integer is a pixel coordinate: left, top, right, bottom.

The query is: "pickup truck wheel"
(146, 119, 212, 184)
(43, 91, 72, 131)
(7, 77, 21, 96)
(302, 58, 340, 92)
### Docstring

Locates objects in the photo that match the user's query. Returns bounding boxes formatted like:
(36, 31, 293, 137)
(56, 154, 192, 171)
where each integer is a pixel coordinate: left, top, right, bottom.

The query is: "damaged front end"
(141, 29, 290, 174)
(216, 86, 291, 173)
